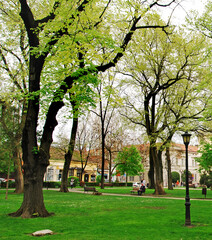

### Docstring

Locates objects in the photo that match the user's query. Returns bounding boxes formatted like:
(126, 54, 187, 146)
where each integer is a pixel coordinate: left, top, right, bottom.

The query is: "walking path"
(68, 188, 212, 201)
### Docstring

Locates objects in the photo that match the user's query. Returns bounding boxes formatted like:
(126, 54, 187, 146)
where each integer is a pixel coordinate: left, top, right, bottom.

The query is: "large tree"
(120, 14, 209, 194)
(2, 0, 176, 218)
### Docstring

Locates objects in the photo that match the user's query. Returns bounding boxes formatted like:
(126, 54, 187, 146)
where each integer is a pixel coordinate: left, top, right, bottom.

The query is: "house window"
(46, 167, 54, 181)
(69, 169, 74, 177)
(77, 169, 82, 179)
(91, 175, 95, 182)
(129, 176, 134, 181)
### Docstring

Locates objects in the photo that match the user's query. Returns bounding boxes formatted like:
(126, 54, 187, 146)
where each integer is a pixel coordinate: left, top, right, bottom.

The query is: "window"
(129, 176, 134, 181)
(69, 169, 74, 177)
(91, 175, 96, 182)
(47, 167, 54, 181)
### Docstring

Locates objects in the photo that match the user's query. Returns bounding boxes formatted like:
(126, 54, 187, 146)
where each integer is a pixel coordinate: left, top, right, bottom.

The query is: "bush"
(113, 182, 129, 187)
(80, 181, 85, 187)
(0, 180, 16, 188)
(43, 181, 61, 188)
(68, 176, 79, 187)
(85, 182, 98, 186)
(200, 172, 212, 188)
(96, 175, 101, 185)
(171, 171, 180, 184)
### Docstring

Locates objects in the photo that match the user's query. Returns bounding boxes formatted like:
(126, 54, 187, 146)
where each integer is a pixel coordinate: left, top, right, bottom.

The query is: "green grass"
(94, 187, 212, 199)
(0, 189, 211, 240)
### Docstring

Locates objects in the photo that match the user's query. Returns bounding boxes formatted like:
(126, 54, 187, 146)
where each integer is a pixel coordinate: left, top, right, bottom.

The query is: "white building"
(115, 143, 200, 186)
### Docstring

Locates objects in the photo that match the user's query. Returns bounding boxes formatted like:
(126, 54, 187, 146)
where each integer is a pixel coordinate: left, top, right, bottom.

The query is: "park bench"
(130, 186, 146, 195)
(130, 187, 140, 194)
(84, 186, 98, 193)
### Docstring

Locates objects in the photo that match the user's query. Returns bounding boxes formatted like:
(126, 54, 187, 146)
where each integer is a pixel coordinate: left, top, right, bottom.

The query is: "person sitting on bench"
(138, 184, 145, 196)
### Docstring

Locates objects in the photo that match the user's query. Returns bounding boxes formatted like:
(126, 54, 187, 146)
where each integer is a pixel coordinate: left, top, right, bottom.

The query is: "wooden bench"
(84, 187, 98, 193)
(130, 187, 140, 194)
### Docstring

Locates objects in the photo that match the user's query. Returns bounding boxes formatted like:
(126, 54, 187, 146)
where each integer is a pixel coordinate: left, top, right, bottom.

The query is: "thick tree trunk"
(166, 146, 173, 190)
(148, 147, 155, 189)
(60, 111, 78, 192)
(9, 97, 50, 217)
(9, 163, 51, 218)
(8, 45, 49, 217)
(150, 144, 165, 195)
(13, 149, 24, 194)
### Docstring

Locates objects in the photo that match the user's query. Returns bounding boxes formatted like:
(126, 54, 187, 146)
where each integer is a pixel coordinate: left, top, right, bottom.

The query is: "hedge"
(43, 181, 61, 188)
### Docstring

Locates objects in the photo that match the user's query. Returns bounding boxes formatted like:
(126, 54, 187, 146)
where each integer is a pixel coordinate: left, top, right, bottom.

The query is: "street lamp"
(182, 131, 191, 226)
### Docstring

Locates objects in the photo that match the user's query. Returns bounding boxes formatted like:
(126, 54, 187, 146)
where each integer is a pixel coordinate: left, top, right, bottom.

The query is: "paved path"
(68, 188, 212, 201)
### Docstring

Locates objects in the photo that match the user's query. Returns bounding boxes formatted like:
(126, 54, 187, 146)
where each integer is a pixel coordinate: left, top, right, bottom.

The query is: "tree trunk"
(108, 149, 112, 183)
(100, 129, 105, 189)
(148, 147, 155, 189)
(157, 149, 164, 183)
(150, 144, 165, 195)
(60, 110, 78, 192)
(5, 157, 11, 200)
(8, 45, 50, 217)
(166, 146, 173, 190)
(13, 148, 24, 194)
(9, 163, 51, 218)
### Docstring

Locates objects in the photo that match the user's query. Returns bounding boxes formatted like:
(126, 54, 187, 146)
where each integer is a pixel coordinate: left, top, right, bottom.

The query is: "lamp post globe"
(181, 131, 191, 226)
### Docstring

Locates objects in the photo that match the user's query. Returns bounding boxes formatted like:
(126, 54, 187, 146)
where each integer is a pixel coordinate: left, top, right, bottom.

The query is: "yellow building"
(44, 147, 98, 182)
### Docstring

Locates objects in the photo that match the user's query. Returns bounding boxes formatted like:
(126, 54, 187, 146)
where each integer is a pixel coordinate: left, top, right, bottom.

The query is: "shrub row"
(43, 181, 61, 188)
(84, 182, 133, 187)
(0, 181, 16, 188)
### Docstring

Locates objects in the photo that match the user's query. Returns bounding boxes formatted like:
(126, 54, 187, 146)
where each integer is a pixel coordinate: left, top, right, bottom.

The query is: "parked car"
(4, 179, 15, 182)
(133, 182, 141, 187)
(0, 178, 6, 183)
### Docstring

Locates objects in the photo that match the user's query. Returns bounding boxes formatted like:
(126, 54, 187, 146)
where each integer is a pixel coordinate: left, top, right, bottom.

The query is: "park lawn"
(0, 190, 212, 240)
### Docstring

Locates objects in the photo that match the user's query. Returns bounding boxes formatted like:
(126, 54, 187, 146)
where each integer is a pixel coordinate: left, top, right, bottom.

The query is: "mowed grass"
(95, 187, 212, 199)
(0, 189, 211, 240)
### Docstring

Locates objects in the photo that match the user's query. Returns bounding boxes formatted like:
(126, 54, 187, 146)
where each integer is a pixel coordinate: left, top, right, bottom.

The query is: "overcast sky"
(161, 0, 208, 25)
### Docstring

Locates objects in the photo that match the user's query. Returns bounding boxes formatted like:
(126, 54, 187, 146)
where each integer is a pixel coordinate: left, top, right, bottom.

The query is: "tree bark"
(166, 146, 173, 190)
(60, 108, 78, 192)
(9, 53, 50, 217)
(100, 131, 105, 189)
(13, 148, 24, 194)
(148, 147, 155, 189)
(150, 144, 165, 195)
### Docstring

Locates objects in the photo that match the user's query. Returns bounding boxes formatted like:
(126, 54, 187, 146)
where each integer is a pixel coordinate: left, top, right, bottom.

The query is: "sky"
(160, 0, 208, 24)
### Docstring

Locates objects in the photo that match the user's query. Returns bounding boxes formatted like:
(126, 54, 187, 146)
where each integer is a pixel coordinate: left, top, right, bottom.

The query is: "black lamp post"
(182, 131, 191, 226)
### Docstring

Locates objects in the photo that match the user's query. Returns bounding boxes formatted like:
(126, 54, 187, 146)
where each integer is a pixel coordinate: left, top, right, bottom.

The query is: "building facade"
(45, 143, 201, 186)
(44, 148, 98, 183)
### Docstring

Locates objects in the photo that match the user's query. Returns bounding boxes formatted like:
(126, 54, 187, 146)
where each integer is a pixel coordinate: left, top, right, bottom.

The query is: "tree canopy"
(114, 145, 143, 177)
(196, 139, 212, 173)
